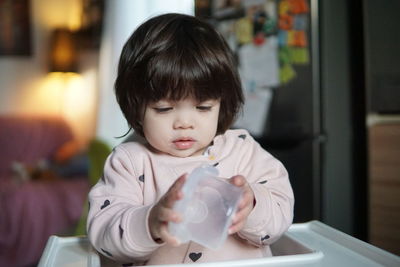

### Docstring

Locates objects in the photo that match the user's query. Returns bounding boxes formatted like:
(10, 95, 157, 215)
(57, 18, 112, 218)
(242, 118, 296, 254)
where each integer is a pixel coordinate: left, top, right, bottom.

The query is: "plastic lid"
(169, 165, 242, 249)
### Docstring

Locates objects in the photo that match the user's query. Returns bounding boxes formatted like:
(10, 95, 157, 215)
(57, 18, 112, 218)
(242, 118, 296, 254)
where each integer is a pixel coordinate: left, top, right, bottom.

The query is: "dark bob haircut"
(115, 13, 244, 136)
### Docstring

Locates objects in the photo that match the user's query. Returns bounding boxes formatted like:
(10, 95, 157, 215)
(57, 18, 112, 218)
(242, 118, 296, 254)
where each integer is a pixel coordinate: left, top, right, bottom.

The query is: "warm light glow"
(63, 70, 97, 146)
(21, 73, 71, 115)
(37, 0, 82, 30)
(69, 0, 83, 30)
(20, 71, 97, 147)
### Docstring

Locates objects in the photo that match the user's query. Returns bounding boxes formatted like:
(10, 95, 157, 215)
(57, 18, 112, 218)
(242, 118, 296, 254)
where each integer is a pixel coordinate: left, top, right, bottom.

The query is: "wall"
(0, 0, 98, 147)
(364, 0, 400, 113)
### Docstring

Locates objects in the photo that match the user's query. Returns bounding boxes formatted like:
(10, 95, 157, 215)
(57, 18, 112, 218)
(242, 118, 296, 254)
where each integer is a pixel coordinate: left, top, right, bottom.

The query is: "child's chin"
(170, 151, 192, 158)
(169, 149, 200, 158)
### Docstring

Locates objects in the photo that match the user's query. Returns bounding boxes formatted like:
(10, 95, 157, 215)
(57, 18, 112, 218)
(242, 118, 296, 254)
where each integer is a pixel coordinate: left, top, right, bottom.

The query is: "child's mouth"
(173, 138, 195, 149)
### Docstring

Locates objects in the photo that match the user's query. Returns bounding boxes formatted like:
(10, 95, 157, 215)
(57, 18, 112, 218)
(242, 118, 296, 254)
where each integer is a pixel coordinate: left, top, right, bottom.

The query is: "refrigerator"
(196, 0, 323, 223)
(256, 0, 322, 223)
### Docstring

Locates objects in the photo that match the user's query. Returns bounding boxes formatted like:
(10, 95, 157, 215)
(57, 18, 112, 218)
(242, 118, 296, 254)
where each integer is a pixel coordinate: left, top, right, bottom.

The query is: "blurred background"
(0, 0, 399, 266)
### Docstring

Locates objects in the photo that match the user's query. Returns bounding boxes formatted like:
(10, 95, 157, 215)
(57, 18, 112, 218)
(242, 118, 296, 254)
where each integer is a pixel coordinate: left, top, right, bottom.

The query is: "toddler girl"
(87, 13, 294, 266)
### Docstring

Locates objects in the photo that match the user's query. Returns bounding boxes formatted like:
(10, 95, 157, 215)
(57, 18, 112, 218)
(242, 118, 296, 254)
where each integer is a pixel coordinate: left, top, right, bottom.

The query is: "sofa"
(0, 116, 90, 267)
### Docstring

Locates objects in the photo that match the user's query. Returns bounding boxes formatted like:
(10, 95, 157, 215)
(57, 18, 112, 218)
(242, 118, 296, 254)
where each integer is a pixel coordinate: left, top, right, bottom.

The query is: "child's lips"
(173, 138, 195, 149)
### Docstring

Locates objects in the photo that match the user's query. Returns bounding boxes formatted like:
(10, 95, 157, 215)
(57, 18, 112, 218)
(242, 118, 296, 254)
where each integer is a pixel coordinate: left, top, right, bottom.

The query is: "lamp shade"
(49, 28, 77, 72)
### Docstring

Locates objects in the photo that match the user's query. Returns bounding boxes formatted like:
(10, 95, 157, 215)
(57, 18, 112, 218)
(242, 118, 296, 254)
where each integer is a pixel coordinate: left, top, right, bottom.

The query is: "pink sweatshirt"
(87, 129, 294, 265)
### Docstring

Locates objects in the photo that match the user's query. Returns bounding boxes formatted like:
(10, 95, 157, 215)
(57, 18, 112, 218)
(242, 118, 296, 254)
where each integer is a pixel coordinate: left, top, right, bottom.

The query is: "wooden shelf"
(368, 122, 400, 256)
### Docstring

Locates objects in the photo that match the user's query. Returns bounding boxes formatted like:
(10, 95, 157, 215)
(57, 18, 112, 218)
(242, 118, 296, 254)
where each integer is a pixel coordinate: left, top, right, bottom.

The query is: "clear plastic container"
(168, 165, 243, 250)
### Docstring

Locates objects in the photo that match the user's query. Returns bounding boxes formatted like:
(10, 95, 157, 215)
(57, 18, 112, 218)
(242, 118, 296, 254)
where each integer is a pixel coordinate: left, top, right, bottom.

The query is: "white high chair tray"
(38, 221, 400, 267)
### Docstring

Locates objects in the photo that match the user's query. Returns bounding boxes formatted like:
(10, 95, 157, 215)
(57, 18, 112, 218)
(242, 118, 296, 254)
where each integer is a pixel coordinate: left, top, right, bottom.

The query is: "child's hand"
(228, 175, 255, 234)
(148, 174, 187, 246)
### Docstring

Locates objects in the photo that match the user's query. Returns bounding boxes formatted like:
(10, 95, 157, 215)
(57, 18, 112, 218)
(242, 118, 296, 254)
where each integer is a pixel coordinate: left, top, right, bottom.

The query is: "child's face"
(142, 97, 220, 157)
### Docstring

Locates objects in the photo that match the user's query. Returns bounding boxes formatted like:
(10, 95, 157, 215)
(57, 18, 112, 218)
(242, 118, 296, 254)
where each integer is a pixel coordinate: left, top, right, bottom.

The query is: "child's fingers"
(163, 174, 187, 208)
(237, 189, 254, 209)
(157, 206, 182, 223)
(233, 206, 251, 223)
(176, 173, 187, 185)
(229, 175, 246, 187)
(227, 177, 255, 235)
(162, 190, 182, 208)
(172, 173, 187, 191)
(228, 219, 245, 234)
(229, 199, 254, 234)
(149, 174, 187, 243)
(158, 224, 181, 246)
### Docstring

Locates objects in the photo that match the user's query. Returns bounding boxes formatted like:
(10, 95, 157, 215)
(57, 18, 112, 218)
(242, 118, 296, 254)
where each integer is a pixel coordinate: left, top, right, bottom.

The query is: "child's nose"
(173, 113, 193, 129)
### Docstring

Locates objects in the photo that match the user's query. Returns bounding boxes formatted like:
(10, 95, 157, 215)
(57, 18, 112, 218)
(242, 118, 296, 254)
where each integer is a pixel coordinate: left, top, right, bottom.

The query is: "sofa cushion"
(0, 116, 74, 175)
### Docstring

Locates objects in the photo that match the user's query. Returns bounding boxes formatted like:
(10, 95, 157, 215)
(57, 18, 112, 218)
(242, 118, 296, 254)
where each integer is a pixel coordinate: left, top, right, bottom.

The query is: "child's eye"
(153, 107, 173, 113)
(196, 106, 212, 111)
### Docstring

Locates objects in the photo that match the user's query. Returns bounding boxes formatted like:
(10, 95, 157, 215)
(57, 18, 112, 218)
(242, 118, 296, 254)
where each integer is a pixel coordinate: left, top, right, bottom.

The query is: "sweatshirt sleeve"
(235, 131, 294, 247)
(87, 145, 161, 264)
